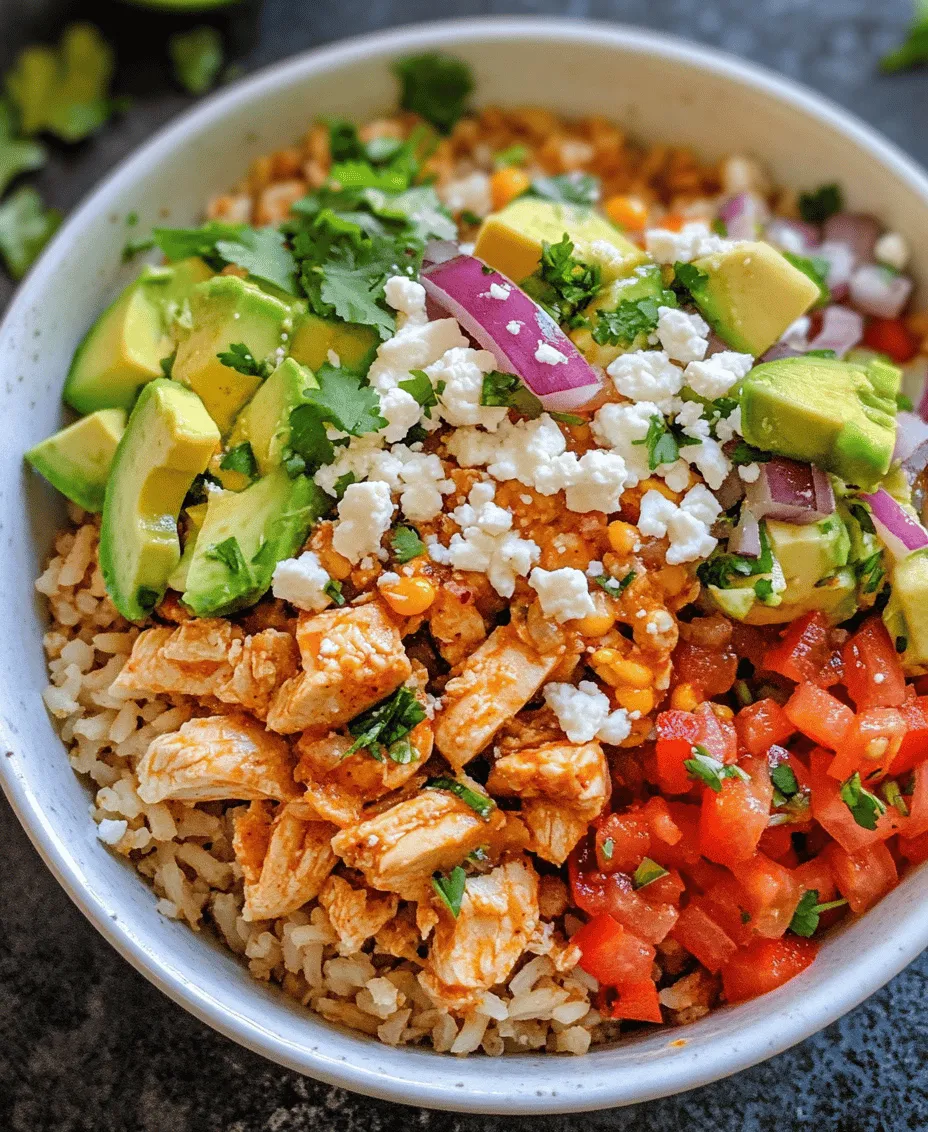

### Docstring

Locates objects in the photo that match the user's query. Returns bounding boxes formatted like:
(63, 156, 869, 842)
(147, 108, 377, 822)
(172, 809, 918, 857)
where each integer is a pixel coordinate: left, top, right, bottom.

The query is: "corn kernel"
(490, 167, 532, 210)
(710, 703, 735, 722)
(611, 658, 654, 689)
(604, 194, 648, 231)
(319, 549, 352, 581)
(620, 716, 653, 748)
(613, 687, 655, 715)
(658, 564, 690, 597)
(590, 647, 623, 685)
(576, 610, 617, 637)
(380, 576, 437, 616)
(607, 520, 638, 556)
(670, 683, 702, 712)
(638, 476, 679, 502)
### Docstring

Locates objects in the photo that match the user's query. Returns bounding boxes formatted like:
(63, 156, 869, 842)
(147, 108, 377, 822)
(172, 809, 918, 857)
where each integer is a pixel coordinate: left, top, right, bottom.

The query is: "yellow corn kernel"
(611, 658, 654, 689)
(604, 194, 648, 231)
(319, 548, 352, 581)
(639, 476, 680, 502)
(380, 576, 437, 617)
(670, 683, 702, 712)
(613, 687, 655, 715)
(590, 647, 623, 685)
(710, 702, 735, 722)
(490, 167, 532, 210)
(658, 564, 690, 597)
(576, 610, 617, 637)
(620, 716, 653, 747)
(607, 520, 638, 556)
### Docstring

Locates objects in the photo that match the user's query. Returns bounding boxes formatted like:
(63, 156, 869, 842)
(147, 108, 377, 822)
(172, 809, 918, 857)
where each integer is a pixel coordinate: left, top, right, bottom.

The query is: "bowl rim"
(2, 14, 928, 1115)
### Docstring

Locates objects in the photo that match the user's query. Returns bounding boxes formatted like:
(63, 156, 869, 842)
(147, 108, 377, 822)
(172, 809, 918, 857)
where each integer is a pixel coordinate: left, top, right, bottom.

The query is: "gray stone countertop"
(0, 1, 926, 1128)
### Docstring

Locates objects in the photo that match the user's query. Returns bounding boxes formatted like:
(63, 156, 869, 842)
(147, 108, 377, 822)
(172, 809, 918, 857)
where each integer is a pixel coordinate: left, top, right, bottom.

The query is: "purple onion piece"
(764, 217, 820, 255)
(816, 240, 856, 299)
(423, 239, 461, 266)
(729, 507, 761, 557)
(745, 457, 836, 525)
(823, 212, 880, 263)
(860, 487, 928, 560)
(848, 263, 913, 319)
(720, 192, 768, 240)
(806, 305, 864, 359)
(760, 342, 805, 362)
(894, 410, 928, 465)
(715, 467, 746, 510)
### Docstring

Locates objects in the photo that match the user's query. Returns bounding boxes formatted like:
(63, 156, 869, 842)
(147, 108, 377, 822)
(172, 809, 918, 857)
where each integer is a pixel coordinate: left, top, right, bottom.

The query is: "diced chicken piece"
(232, 802, 338, 921)
(487, 741, 609, 865)
(111, 620, 240, 698)
(433, 623, 563, 767)
(421, 858, 539, 1011)
(267, 603, 411, 735)
(215, 628, 300, 720)
(137, 714, 299, 804)
(331, 790, 505, 901)
(318, 874, 399, 954)
(428, 583, 487, 668)
(375, 908, 422, 962)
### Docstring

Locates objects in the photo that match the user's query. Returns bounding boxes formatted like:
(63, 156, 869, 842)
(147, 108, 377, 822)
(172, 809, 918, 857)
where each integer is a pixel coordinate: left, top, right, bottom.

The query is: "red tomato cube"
(599, 979, 663, 1023)
(699, 756, 773, 867)
(823, 840, 898, 914)
(574, 914, 655, 986)
(784, 682, 854, 750)
(731, 852, 802, 939)
(721, 937, 818, 1003)
(670, 903, 738, 972)
(763, 611, 832, 684)
(735, 698, 794, 756)
(827, 707, 907, 781)
(842, 617, 906, 711)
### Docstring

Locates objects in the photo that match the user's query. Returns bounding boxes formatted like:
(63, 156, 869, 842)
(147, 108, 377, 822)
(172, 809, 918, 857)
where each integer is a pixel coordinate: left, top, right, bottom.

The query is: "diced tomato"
(695, 702, 738, 762)
(673, 639, 738, 698)
(808, 748, 903, 853)
(792, 855, 839, 905)
(599, 873, 679, 944)
(822, 840, 898, 914)
(699, 755, 773, 867)
(655, 710, 701, 794)
(721, 937, 818, 1004)
(736, 698, 795, 756)
(641, 796, 683, 846)
(763, 611, 832, 684)
(899, 830, 928, 866)
(861, 316, 917, 363)
(905, 761, 928, 837)
(890, 698, 928, 776)
(784, 682, 853, 750)
(671, 903, 738, 972)
(638, 866, 686, 907)
(827, 707, 907, 781)
(573, 914, 656, 986)
(697, 879, 754, 947)
(567, 835, 607, 916)
(842, 618, 906, 710)
(595, 811, 651, 872)
(730, 852, 802, 939)
(646, 801, 702, 871)
(757, 824, 796, 863)
(599, 979, 663, 1023)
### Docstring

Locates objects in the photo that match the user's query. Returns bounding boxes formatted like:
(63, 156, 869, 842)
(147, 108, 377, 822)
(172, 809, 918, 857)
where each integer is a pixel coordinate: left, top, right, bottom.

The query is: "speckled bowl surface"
(0, 17, 926, 1115)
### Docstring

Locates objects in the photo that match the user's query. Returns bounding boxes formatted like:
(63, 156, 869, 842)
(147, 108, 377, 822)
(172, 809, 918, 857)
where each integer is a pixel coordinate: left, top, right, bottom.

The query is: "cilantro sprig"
(698, 523, 774, 589)
(632, 414, 700, 470)
(344, 686, 426, 763)
(391, 526, 426, 563)
(393, 52, 474, 134)
(432, 865, 467, 917)
(797, 183, 843, 224)
(594, 571, 636, 599)
(398, 369, 438, 418)
(0, 185, 60, 278)
(789, 889, 848, 937)
(881, 1, 928, 72)
(219, 441, 257, 480)
(839, 771, 887, 831)
(169, 26, 224, 96)
(592, 290, 678, 348)
(684, 747, 750, 793)
(425, 776, 496, 820)
(527, 172, 601, 206)
(204, 536, 249, 577)
(527, 234, 601, 328)
(216, 342, 271, 379)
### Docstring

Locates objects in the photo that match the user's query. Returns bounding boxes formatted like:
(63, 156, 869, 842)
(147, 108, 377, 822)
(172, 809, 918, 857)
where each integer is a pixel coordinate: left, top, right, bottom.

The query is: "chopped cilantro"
(460, 209, 483, 226)
(204, 536, 249, 576)
(770, 763, 799, 799)
(897, 392, 914, 411)
(398, 369, 438, 417)
(480, 370, 543, 417)
(169, 26, 224, 96)
(882, 779, 910, 817)
(848, 501, 876, 535)
(684, 747, 750, 793)
(729, 440, 771, 466)
(881, 1, 928, 72)
(632, 857, 669, 890)
(425, 776, 496, 820)
(790, 888, 848, 937)
(216, 342, 270, 379)
(733, 679, 753, 706)
(805, 348, 837, 359)
(432, 865, 466, 917)
(392, 52, 473, 133)
(121, 234, 155, 262)
(601, 837, 614, 861)
(592, 291, 677, 348)
(287, 405, 334, 474)
(711, 218, 728, 237)
(672, 261, 709, 296)
(698, 524, 774, 589)
(332, 471, 357, 500)
(159, 354, 175, 380)
(215, 225, 298, 295)
(528, 172, 600, 206)
(493, 143, 529, 168)
(797, 183, 843, 225)
(152, 220, 247, 262)
(632, 414, 700, 470)
(323, 578, 345, 606)
(391, 526, 426, 563)
(219, 442, 257, 480)
(532, 234, 601, 326)
(856, 550, 885, 596)
(594, 570, 636, 599)
(0, 185, 60, 278)
(345, 685, 426, 763)
(303, 360, 386, 436)
(839, 771, 887, 830)
(754, 578, 775, 601)
(326, 117, 364, 162)
(0, 101, 46, 196)
(783, 251, 830, 306)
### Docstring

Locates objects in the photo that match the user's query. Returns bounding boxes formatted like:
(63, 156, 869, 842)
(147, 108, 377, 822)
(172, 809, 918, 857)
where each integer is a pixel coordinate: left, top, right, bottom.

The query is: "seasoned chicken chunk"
(111, 620, 240, 698)
(428, 582, 487, 668)
(331, 790, 505, 901)
(266, 603, 411, 735)
(487, 740, 609, 865)
(375, 907, 422, 961)
(421, 858, 539, 1011)
(137, 714, 299, 804)
(433, 623, 563, 767)
(215, 628, 300, 720)
(318, 874, 399, 955)
(233, 802, 338, 921)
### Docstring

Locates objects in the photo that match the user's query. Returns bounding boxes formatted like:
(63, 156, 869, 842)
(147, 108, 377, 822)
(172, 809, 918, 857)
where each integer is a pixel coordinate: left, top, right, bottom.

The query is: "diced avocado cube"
(227, 357, 317, 477)
(766, 515, 851, 589)
(172, 275, 290, 433)
(288, 311, 378, 374)
(100, 379, 219, 621)
(140, 256, 213, 322)
(570, 263, 669, 368)
(883, 548, 928, 665)
(474, 197, 646, 284)
(740, 355, 899, 489)
(686, 241, 820, 356)
(166, 501, 208, 593)
(25, 408, 125, 512)
(181, 468, 328, 617)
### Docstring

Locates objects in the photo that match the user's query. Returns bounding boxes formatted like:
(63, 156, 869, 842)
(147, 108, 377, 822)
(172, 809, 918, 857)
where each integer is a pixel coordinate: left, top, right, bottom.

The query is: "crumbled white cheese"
(563, 449, 629, 514)
(377, 571, 401, 588)
(506, 320, 523, 335)
(367, 289, 467, 394)
(438, 171, 492, 218)
(586, 560, 604, 578)
(327, 349, 341, 367)
(656, 306, 709, 365)
(637, 484, 721, 564)
(874, 231, 910, 272)
(535, 341, 569, 366)
(644, 222, 733, 265)
(715, 404, 742, 443)
(488, 282, 511, 301)
(528, 566, 596, 623)
(384, 275, 428, 322)
(659, 460, 692, 493)
(683, 436, 731, 490)
(272, 550, 332, 611)
(543, 680, 631, 745)
(721, 155, 768, 196)
(428, 346, 509, 431)
(96, 818, 128, 846)
(682, 351, 754, 399)
(590, 400, 664, 485)
(378, 386, 423, 444)
(607, 350, 684, 405)
(738, 462, 762, 483)
(332, 481, 395, 563)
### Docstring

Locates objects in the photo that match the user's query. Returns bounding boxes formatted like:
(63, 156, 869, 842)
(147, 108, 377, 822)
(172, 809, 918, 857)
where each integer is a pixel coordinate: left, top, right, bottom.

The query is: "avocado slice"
(288, 311, 378, 374)
(166, 501, 208, 593)
(172, 275, 290, 433)
(100, 379, 220, 621)
(740, 355, 899, 489)
(767, 515, 851, 587)
(474, 197, 646, 284)
(181, 468, 328, 617)
(227, 357, 317, 477)
(570, 263, 669, 368)
(883, 548, 928, 665)
(685, 241, 820, 356)
(25, 408, 125, 512)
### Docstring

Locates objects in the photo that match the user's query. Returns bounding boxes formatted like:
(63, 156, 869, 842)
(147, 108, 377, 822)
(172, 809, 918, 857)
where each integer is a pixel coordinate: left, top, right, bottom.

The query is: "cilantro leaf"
(330, 159, 411, 194)
(632, 414, 700, 470)
(432, 865, 467, 917)
(790, 888, 848, 937)
(205, 536, 249, 576)
(480, 370, 543, 417)
(601, 838, 614, 861)
(425, 776, 497, 820)
(882, 779, 910, 816)
(326, 117, 364, 162)
(152, 220, 248, 262)
(592, 291, 677, 348)
(797, 183, 843, 224)
(754, 578, 775, 601)
(219, 442, 257, 480)
(729, 440, 771, 466)
(0, 101, 46, 196)
(698, 524, 774, 588)
(216, 342, 270, 379)
(770, 763, 799, 798)
(215, 226, 298, 295)
(529, 234, 601, 327)
(391, 526, 426, 563)
(494, 143, 529, 168)
(839, 771, 887, 830)
(0, 185, 60, 278)
(672, 261, 709, 296)
(304, 361, 386, 436)
(782, 251, 830, 307)
(684, 747, 751, 793)
(287, 404, 335, 474)
(528, 172, 600, 206)
(856, 550, 886, 596)
(345, 685, 427, 762)
(169, 26, 224, 95)
(594, 570, 636, 598)
(311, 240, 404, 340)
(363, 185, 457, 244)
(881, 0, 928, 72)
(324, 578, 345, 606)
(398, 369, 438, 417)
(393, 52, 473, 134)
(632, 857, 669, 890)
(332, 471, 357, 500)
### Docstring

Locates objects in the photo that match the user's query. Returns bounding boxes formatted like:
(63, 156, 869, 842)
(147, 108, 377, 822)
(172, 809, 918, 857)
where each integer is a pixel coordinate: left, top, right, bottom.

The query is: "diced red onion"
(849, 263, 913, 319)
(720, 192, 769, 241)
(860, 487, 928, 560)
(806, 304, 863, 359)
(765, 217, 819, 255)
(715, 466, 746, 510)
(816, 240, 856, 300)
(421, 254, 602, 411)
(423, 239, 460, 266)
(823, 213, 880, 263)
(893, 410, 928, 465)
(729, 507, 761, 557)
(745, 457, 836, 525)
(760, 342, 805, 362)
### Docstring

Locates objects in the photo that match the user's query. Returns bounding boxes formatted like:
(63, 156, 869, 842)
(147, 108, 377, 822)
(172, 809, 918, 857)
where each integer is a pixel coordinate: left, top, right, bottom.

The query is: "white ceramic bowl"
(1, 16, 926, 1115)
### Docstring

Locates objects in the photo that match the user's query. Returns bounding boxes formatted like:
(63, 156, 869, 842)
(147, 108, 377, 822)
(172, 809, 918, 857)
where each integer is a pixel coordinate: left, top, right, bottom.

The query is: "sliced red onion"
(745, 457, 836, 525)
(893, 410, 928, 465)
(806, 304, 863, 359)
(423, 239, 460, 266)
(720, 192, 769, 240)
(860, 487, 928, 560)
(822, 213, 880, 263)
(760, 342, 805, 362)
(765, 217, 819, 256)
(849, 263, 913, 319)
(816, 240, 856, 300)
(729, 506, 761, 557)
(421, 254, 602, 411)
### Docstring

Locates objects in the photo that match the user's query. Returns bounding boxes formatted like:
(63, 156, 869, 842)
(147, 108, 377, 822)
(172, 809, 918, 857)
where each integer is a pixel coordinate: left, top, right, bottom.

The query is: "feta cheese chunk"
(682, 351, 754, 399)
(874, 231, 910, 272)
(656, 306, 709, 364)
(272, 550, 332, 611)
(332, 481, 395, 563)
(429, 346, 509, 431)
(528, 567, 596, 623)
(637, 484, 722, 564)
(607, 350, 684, 405)
(645, 221, 733, 265)
(543, 680, 631, 745)
(439, 171, 492, 218)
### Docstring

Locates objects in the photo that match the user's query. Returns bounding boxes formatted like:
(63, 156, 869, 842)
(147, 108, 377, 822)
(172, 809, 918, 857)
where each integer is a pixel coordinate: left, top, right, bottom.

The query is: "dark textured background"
(1, 2, 926, 1129)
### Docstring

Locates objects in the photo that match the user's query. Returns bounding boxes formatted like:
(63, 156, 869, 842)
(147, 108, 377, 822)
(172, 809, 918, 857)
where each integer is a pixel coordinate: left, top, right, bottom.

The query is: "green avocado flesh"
(740, 355, 899, 490)
(100, 379, 219, 621)
(227, 357, 317, 477)
(883, 548, 928, 666)
(181, 468, 329, 617)
(25, 408, 125, 512)
(570, 263, 668, 368)
(288, 311, 378, 373)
